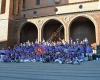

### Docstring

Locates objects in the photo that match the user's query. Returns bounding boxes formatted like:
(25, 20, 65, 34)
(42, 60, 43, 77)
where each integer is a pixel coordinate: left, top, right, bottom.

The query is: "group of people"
(0, 38, 95, 64)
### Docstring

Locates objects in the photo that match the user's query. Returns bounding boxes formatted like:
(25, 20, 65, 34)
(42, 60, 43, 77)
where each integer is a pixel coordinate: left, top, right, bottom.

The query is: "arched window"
(69, 16, 96, 44)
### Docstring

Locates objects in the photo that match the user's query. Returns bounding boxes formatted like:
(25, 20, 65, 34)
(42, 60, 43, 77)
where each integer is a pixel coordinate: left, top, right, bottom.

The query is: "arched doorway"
(69, 16, 96, 44)
(20, 22, 38, 43)
(42, 19, 64, 42)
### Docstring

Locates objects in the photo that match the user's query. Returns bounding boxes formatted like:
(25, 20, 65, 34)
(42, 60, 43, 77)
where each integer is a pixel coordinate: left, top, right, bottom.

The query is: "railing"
(47, 25, 63, 42)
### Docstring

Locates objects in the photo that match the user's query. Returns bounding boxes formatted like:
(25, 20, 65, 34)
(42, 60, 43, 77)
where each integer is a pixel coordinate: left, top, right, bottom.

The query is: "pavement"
(0, 61, 100, 80)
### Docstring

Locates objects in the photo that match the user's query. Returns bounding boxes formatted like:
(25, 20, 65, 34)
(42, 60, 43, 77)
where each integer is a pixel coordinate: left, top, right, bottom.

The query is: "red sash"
(36, 47, 45, 55)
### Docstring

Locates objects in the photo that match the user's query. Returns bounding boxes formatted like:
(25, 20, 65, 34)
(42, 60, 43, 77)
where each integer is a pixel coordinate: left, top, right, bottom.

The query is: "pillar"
(38, 27, 42, 43)
(66, 25, 69, 43)
(5, 0, 10, 15)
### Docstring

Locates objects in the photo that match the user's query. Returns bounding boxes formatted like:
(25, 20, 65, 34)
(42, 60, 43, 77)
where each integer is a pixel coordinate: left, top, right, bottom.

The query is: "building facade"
(0, 0, 100, 48)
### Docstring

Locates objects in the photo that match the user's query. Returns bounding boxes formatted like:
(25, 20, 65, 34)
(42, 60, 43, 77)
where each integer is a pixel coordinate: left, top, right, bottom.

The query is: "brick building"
(0, 0, 100, 48)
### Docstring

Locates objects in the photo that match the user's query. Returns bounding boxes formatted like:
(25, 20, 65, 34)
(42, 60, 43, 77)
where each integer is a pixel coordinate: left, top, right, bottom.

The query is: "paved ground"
(0, 61, 100, 80)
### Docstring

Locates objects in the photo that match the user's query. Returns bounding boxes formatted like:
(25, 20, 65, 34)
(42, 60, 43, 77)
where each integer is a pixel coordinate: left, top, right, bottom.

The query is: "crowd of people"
(0, 38, 95, 64)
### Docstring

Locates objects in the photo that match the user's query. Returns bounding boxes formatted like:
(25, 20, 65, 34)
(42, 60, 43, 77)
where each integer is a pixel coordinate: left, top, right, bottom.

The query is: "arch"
(41, 17, 66, 30)
(18, 22, 38, 43)
(42, 19, 65, 42)
(69, 15, 97, 44)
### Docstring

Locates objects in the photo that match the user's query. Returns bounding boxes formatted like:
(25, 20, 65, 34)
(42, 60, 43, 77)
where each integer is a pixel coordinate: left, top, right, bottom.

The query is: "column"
(95, 17, 100, 46)
(38, 27, 42, 43)
(5, 0, 10, 14)
(98, 0, 100, 9)
(66, 25, 69, 43)
(98, 22, 100, 45)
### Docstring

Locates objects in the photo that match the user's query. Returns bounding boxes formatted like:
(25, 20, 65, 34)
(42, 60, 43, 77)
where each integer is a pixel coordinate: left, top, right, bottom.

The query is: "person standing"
(86, 45, 93, 61)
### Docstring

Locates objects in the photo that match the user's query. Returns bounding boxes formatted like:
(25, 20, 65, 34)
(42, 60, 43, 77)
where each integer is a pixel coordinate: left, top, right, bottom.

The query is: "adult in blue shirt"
(86, 45, 93, 61)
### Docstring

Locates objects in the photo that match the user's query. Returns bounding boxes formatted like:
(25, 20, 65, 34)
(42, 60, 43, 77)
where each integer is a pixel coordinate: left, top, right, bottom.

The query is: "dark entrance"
(70, 17, 96, 44)
(20, 22, 38, 43)
(43, 19, 64, 42)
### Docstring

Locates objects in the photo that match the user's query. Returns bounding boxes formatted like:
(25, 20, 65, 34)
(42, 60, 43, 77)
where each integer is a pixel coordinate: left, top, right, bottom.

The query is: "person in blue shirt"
(86, 44, 93, 61)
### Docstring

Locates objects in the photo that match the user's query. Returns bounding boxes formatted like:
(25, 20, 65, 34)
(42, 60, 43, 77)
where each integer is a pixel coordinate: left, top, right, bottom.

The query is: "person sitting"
(55, 57, 63, 64)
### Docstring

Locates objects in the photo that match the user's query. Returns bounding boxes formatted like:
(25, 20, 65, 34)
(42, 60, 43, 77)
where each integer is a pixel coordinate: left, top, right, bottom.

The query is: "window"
(55, 0, 61, 4)
(0, 0, 6, 14)
(48, 0, 55, 5)
(23, 0, 26, 9)
(13, 0, 20, 15)
(36, 0, 40, 5)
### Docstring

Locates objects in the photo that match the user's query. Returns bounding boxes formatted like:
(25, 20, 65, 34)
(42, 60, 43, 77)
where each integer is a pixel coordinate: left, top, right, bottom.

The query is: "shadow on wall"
(97, 46, 100, 54)
(7, 18, 27, 48)
(0, 41, 7, 49)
